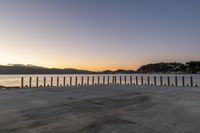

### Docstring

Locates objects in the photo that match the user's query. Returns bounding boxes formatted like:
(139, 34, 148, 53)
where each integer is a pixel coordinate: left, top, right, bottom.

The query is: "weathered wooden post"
(44, 77, 46, 87)
(160, 76, 163, 86)
(75, 77, 78, 86)
(98, 76, 100, 85)
(147, 76, 150, 85)
(21, 77, 24, 88)
(112, 76, 114, 84)
(114, 76, 117, 84)
(70, 77, 72, 86)
(141, 76, 143, 85)
(120, 76, 122, 84)
(136, 76, 138, 85)
(182, 76, 185, 87)
(124, 76, 127, 84)
(130, 76, 132, 85)
(190, 76, 193, 87)
(175, 76, 178, 86)
(51, 77, 53, 86)
(92, 76, 94, 85)
(154, 76, 157, 86)
(107, 76, 110, 84)
(63, 77, 66, 86)
(167, 76, 170, 86)
(36, 77, 39, 87)
(57, 77, 59, 86)
(87, 76, 89, 85)
(103, 76, 105, 85)
(81, 76, 84, 86)
(29, 77, 32, 87)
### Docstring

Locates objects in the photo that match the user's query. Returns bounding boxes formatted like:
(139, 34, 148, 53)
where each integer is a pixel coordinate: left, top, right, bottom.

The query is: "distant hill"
(0, 65, 136, 74)
(137, 61, 200, 74)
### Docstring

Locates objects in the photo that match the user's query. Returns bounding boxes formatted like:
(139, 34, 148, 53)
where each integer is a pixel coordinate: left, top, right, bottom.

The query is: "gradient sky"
(0, 0, 200, 71)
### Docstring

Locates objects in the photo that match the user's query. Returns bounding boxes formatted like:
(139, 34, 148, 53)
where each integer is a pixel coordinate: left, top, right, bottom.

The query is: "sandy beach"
(0, 85, 200, 133)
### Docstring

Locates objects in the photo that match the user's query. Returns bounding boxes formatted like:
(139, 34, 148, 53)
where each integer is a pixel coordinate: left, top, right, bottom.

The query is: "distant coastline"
(0, 61, 199, 74)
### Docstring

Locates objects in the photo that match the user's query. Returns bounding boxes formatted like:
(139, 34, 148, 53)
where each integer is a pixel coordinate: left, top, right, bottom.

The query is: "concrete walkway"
(0, 85, 200, 133)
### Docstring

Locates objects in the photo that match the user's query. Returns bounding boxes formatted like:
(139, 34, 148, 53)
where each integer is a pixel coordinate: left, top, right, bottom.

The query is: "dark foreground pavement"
(0, 85, 200, 133)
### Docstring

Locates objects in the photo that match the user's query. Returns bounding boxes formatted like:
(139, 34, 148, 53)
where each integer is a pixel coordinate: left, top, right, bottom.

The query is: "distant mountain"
(137, 61, 200, 74)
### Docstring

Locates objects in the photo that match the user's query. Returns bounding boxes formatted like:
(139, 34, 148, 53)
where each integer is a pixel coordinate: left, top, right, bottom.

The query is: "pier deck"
(0, 85, 200, 133)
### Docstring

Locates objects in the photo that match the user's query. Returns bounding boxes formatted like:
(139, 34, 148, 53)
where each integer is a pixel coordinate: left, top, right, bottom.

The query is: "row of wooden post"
(21, 76, 196, 88)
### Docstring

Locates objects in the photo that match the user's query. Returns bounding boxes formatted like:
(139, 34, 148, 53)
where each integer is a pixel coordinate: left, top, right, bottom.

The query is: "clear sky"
(0, 0, 200, 71)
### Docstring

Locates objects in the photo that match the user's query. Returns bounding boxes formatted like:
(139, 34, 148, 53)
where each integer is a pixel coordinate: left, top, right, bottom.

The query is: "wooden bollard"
(21, 77, 24, 88)
(87, 76, 89, 85)
(190, 76, 193, 87)
(36, 77, 39, 87)
(167, 76, 170, 86)
(81, 77, 84, 85)
(120, 76, 122, 84)
(57, 77, 59, 86)
(160, 76, 163, 86)
(136, 76, 138, 85)
(175, 76, 178, 86)
(51, 77, 53, 86)
(141, 76, 143, 85)
(124, 76, 127, 84)
(107, 76, 110, 85)
(70, 77, 72, 86)
(182, 76, 185, 86)
(147, 76, 150, 85)
(44, 77, 46, 87)
(154, 76, 156, 86)
(92, 76, 94, 85)
(114, 76, 117, 84)
(63, 77, 66, 86)
(29, 77, 32, 87)
(130, 76, 132, 85)
(75, 77, 78, 86)
(103, 76, 105, 85)
(98, 76, 100, 85)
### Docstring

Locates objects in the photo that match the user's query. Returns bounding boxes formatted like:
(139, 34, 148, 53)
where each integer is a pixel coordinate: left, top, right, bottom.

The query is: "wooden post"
(36, 77, 39, 87)
(51, 77, 53, 86)
(63, 77, 66, 86)
(70, 77, 72, 86)
(98, 76, 100, 85)
(75, 77, 78, 86)
(182, 76, 185, 86)
(81, 76, 84, 86)
(92, 76, 94, 85)
(190, 76, 193, 87)
(175, 76, 178, 86)
(29, 77, 32, 87)
(160, 76, 163, 86)
(107, 76, 110, 85)
(114, 76, 117, 84)
(167, 76, 170, 86)
(124, 76, 127, 84)
(44, 77, 46, 87)
(147, 76, 150, 85)
(120, 76, 122, 84)
(154, 76, 156, 86)
(141, 76, 143, 85)
(130, 76, 132, 85)
(136, 76, 138, 85)
(87, 76, 89, 85)
(21, 77, 24, 88)
(103, 76, 105, 85)
(57, 77, 59, 86)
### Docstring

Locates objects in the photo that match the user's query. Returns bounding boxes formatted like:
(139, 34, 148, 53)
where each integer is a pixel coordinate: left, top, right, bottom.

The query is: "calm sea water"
(0, 74, 200, 87)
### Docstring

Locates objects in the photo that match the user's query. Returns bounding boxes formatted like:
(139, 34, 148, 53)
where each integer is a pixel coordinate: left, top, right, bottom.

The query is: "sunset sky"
(0, 0, 200, 71)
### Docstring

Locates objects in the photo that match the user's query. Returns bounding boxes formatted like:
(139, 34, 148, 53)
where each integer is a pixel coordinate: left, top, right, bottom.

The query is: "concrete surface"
(0, 85, 200, 133)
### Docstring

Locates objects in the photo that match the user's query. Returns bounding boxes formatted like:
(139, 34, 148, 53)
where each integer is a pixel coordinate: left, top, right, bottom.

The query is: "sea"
(0, 74, 200, 87)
